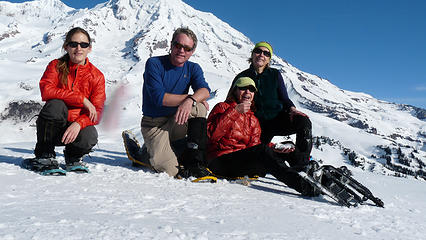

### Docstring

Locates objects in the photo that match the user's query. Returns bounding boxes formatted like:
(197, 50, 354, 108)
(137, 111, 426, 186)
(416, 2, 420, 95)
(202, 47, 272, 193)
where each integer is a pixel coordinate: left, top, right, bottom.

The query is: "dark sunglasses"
(172, 41, 194, 52)
(238, 86, 256, 93)
(67, 41, 90, 48)
(253, 48, 271, 57)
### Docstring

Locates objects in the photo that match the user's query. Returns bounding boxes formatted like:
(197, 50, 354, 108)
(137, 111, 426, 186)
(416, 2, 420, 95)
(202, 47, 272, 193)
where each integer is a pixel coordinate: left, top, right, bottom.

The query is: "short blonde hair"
(172, 27, 198, 50)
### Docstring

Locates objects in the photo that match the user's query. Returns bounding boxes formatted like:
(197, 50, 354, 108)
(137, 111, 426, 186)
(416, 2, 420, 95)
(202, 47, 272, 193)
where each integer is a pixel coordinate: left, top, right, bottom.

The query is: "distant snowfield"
(1, 139, 426, 240)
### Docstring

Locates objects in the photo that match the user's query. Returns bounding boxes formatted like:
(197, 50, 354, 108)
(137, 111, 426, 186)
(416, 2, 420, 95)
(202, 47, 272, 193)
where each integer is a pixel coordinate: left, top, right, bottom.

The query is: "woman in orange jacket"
(207, 77, 317, 196)
(32, 27, 106, 172)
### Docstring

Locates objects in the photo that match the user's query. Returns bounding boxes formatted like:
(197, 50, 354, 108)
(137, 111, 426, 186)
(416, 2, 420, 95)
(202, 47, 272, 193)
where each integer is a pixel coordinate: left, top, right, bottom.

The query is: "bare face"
(169, 33, 194, 67)
(235, 86, 255, 103)
(251, 46, 271, 70)
(64, 32, 91, 65)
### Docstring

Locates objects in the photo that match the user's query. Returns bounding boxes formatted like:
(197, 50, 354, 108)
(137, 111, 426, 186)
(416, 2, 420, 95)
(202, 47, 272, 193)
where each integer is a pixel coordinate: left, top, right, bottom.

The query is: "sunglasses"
(238, 86, 256, 93)
(253, 48, 271, 57)
(67, 41, 90, 48)
(172, 41, 194, 52)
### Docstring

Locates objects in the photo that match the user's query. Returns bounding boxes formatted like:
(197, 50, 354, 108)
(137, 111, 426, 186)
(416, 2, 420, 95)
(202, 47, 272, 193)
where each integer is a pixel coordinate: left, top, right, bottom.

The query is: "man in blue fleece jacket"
(141, 27, 211, 178)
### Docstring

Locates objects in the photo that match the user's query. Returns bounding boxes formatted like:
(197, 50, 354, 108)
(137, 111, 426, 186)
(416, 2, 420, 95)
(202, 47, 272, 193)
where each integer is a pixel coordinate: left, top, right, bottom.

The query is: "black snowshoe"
(21, 155, 66, 176)
(122, 130, 153, 169)
(299, 163, 384, 208)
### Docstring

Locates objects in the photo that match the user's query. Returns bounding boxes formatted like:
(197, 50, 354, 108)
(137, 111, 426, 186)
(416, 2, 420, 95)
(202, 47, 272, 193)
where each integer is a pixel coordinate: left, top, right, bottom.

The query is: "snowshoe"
(122, 130, 153, 169)
(191, 175, 218, 183)
(176, 164, 213, 180)
(21, 157, 66, 176)
(65, 161, 90, 173)
(190, 169, 259, 185)
(299, 164, 384, 208)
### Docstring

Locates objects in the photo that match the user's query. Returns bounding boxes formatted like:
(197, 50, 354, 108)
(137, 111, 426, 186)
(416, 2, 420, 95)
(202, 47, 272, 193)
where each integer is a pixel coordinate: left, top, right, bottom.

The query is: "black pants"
(208, 144, 305, 194)
(259, 110, 312, 166)
(34, 99, 98, 161)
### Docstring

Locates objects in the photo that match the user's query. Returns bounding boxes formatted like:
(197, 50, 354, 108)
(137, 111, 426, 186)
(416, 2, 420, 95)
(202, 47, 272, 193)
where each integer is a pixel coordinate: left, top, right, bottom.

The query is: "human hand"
(175, 97, 193, 125)
(235, 100, 251, 114)
(62, 122, 81, 144)
(83, 97, 98, 122)
(201, 100, 209, 111)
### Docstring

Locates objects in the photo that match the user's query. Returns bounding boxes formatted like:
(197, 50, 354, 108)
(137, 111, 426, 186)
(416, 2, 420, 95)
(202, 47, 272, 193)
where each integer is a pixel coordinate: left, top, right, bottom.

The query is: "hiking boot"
(65, 161, 89, 172)
(64, 153, 84, 165)
(28, 153, 59, 171)
(176, 164, 212, 179)
(306, 160, 320, 178)
(63, 149, 89, 172)
(300, 160, 322, 197)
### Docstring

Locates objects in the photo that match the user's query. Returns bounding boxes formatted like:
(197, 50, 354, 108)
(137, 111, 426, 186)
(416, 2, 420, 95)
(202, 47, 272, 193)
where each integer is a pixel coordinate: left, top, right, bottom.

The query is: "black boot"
(179, 117, 210, 178)
(64, 148, 89, 172)
(300, 160, 322, 197)
(295, 118, 313, 165)
(26, 152, 59, 172)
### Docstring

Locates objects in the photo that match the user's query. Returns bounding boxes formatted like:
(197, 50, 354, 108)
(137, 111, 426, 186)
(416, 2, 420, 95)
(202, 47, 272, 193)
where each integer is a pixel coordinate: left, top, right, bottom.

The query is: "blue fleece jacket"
(142, 55, 210, 117)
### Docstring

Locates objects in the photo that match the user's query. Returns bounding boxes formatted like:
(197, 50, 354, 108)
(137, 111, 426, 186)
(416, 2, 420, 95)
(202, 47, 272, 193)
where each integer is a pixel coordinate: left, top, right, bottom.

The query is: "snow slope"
(0, 0, 426, 239)
(2, 140, 426, 239)
(1, 141, 426, 240)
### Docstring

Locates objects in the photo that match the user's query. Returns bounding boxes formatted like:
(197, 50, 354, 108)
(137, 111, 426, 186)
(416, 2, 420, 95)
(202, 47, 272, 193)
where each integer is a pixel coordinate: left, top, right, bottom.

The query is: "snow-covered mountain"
(0, 0, 424, 179)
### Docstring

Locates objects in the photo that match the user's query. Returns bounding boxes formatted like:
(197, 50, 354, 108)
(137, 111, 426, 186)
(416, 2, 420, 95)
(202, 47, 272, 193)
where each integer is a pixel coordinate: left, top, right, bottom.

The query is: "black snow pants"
(258, 110, 312, 167)
(207, 144, 305, 194)
(34, 99, 98, 163)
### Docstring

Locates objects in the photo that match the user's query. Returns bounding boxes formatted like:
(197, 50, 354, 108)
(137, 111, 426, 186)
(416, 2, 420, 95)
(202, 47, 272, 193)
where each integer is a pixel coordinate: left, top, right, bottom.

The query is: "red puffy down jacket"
(207, 100, 261, 160)
(39, 58, 106, 129)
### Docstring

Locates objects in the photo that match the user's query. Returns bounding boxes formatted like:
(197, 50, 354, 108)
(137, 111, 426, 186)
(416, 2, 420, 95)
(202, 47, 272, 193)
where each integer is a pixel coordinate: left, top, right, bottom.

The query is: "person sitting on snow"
(135, 27, 211, 178)
(206, 77, 319, 196)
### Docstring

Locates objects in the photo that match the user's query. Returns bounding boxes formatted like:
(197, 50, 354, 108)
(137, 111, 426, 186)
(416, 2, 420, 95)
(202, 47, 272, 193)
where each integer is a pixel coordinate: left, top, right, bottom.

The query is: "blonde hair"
(171, 27, 198, 50)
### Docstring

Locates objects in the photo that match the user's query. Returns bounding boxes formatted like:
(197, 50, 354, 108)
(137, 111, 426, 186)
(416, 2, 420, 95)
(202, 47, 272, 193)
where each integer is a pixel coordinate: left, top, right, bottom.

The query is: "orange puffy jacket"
(39, 58, 106, 129)
(207, 100, 261, 160)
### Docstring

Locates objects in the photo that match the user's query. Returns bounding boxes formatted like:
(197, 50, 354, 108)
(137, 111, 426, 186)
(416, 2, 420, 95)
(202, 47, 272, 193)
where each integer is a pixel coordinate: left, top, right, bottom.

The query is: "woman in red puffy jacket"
(207, 77, 316, 196)
(33, 27, 106, 171)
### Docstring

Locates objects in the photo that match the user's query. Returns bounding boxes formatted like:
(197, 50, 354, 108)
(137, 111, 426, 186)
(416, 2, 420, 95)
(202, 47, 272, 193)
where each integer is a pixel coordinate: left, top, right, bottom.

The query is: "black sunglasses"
(67, 41, 90, 48)
(253, 48, 271, 57)
(172, 41, 194, 52)
(238, 86, 256, 93)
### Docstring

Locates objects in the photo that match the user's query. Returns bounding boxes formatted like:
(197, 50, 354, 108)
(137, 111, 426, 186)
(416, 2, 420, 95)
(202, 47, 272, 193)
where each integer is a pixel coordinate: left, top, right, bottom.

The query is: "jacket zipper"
(71, 68, 78, 90)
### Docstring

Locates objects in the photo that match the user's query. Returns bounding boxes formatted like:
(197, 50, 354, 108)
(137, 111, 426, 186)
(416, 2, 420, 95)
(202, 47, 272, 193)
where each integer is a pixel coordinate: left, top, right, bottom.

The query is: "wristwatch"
(188, 95, 197, 107)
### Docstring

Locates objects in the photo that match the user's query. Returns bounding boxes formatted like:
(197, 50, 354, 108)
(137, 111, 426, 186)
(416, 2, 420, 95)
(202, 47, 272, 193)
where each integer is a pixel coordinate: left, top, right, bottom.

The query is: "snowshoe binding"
(65, 161, 89, 173)
(21, 155, 66, 176)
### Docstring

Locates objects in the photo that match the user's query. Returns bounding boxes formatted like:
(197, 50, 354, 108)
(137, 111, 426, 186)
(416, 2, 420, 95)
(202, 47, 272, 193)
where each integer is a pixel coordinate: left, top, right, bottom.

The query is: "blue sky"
(7, 0, 426, 109)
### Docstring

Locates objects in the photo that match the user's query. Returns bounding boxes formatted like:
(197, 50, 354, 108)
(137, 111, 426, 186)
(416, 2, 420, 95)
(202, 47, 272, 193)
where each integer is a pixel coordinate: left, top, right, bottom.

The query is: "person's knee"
(75, 126, 98, 150)
(190, 102, 207, 118)
(297, 115, 312, 129)
(39, 99, 68, 121)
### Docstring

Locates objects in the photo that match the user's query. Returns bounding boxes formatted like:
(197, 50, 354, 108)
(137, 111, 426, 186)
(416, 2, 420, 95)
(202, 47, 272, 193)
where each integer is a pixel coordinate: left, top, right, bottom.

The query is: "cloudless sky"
(6, 0, 426, 109)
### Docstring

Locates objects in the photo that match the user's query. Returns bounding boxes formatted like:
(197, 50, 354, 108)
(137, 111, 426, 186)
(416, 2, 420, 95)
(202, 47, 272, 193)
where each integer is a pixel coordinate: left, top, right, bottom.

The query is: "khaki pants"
(141, 103, 207, 176)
